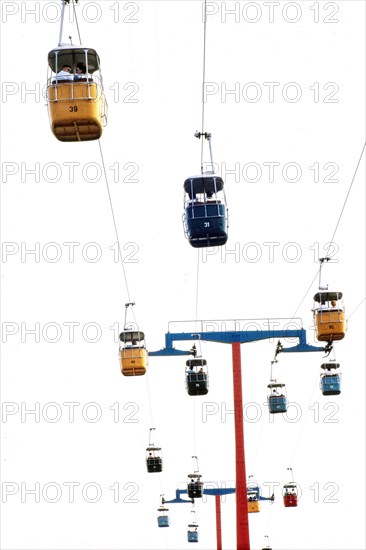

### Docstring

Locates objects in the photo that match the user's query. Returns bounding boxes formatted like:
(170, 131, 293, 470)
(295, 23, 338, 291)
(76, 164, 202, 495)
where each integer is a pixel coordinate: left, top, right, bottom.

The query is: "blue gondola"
(267, 382, 288, 413)
(157, 505, 170, 527)
(188, 527, 199, 543)
(187, 509, 199, 543)
(186, 358, 209, 396)
(183, 175, 228, 248)
(320, 362, 341, 395)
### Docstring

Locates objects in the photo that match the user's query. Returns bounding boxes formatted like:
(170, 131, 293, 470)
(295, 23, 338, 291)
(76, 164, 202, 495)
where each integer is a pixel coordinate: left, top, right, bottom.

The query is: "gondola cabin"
(146, 446, 163, 473)
(283, 483, 298, 507)
(157, 506, 170, 527)
(187, 523, 199, 543)
(187, 473, 203, 499)
(267, 382, 288, 413)
(313, 291, 346, 342)
(320, 363, 341, 395)
(119, 330, 148, 376)
(47, 46, 107, 142)
(185, 359, 209, 396)
(183, 175, 228, 248)
(247, 491, 260, 513)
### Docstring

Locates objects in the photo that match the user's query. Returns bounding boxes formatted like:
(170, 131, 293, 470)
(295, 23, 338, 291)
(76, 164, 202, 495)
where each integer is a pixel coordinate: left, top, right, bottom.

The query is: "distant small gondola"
(313, 291, 346, 342)
(262, 535, 272, 549)
(247, 490, 261, 513)
(187, 509, 199, 543)
(119, 330, 148, 376)
(187, 457, 203, 499)
(146, 428, 163, 473)
(187, 473, 203, 499)
(267, 360, 288, 413)
(185, 358, 209, 396)
(320, 362, 341, 395)
(283, 483, 298, 507)
(283, 468, 298, 507)
(157, 505, 170, 527)
(267, 382, 288, 414)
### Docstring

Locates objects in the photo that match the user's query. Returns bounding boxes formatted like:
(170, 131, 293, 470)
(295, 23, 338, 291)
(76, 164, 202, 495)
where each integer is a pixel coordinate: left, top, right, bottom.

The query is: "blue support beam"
(163, 489, 193, 504)
(163, 485, 273, 502)
(163, 487, 236, 504)
(149, 327, 326, 356)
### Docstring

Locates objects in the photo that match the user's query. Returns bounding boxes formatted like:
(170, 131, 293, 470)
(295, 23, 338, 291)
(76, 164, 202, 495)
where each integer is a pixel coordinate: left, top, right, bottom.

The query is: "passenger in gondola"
(74, 63, 87, 79)
(125, 338, 139, 348)
(56, 64, 73, 80)
(75, 62, 92, 81)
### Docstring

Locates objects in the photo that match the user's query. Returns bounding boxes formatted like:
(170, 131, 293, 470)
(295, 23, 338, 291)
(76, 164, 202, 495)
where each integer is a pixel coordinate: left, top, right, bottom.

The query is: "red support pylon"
(232, 342, 250, 550)
(215, 494, 222, 550)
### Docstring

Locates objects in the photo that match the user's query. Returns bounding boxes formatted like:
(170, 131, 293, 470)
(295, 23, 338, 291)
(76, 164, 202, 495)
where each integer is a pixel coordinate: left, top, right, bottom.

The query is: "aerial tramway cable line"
(272, 145, 366, 420)
(291, 141, 366, 321)
(248, 178, 357, 532)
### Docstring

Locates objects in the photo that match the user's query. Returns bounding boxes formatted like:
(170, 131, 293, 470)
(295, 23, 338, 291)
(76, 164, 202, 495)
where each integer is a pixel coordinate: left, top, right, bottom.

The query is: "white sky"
(1, 1, 365, 549)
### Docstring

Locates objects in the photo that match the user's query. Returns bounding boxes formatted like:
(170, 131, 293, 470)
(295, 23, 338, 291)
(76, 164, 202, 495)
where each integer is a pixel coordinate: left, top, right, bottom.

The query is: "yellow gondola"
(313, 291, 346, 342)
(47, 46, 107, 142)
(119, 330, 148, 377)
(247, 490, 260, 513)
